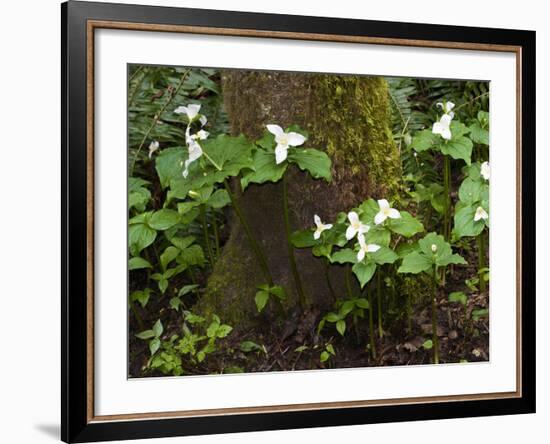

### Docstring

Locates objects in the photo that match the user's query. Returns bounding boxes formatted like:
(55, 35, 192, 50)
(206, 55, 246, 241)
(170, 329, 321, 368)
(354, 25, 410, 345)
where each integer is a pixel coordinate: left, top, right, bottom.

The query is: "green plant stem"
(407, 292, 412, 334)
(443, 156, 451, 240)
(366, 287, 377, 359)
(282, 174, 307, 310)
(212, 212, 220, 259)
(477, 230, 486, 292)
(200, 205, 215, 268)
(377, 271, 383, 338)
(223, 180, 273, 286)
(130, 69, 190, 175)
(129, 300, 144, 331)
(432, 265, 440, 364)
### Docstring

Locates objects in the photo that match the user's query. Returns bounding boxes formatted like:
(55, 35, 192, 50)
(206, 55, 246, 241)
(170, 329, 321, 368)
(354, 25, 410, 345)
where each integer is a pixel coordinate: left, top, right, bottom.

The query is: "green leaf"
(355, 298, 369, 309)
(149, 209, 180, 230)
(458, 177, 483, 205)
(169, 297, 182, 311)
(411, 129, 438, 152)
(184, 312, 205, 324)
(152, 319, 163, 337)
(422, 339, 433, 350)
(352, 261, 377, 288)
(207, 189, 231, 209)
(453, 205, 485, 239)
(472, 308, 489, 321)
(330, 248, 356, 264)
(469, 122, 489, 145)
(449, 291, 468, 306)
(440, 136, 473, 165)
(240, 341, 263, 353)
(450, 121, 471, 138)
(326, 344, 336, 355)
(129, 223, 156, 256)
(216, 324, 233, 338)
(178, 284, 199, 297)
(131, 289, 151, 308)
(206, 321, 220, 338)
(320, 351, 330, 362)
(149, 338, 161, 356)
(160, 246, 180, 271)
(398, 251, 432, 274)
(135, 329, 155, 340)
(290, 229, 318, 248)
(336, 320, 346, 336)
(241, 149, 287, 189)
(387, 211, 424, 237)
(158, 277, 168, 294)
(170, 236, 195, 251)
(129, 187, 151, 212)
(269, 286, 286, 300)
(177, 244, 205, 267)
(372, 246, 399, 265)
(129, 256, 152, 271)
(155, 147, 185, 189)
(288, 148, 332, 182)
(364, 226, 391, 247)
(255, 290, 269, 313)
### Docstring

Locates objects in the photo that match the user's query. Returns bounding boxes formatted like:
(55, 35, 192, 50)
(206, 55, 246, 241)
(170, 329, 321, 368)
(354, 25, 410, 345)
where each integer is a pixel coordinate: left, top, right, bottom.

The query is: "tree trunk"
(195, 70, 401, 328)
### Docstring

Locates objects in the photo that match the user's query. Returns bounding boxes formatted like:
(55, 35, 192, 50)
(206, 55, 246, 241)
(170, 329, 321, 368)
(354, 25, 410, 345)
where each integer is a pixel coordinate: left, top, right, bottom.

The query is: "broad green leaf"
(469, 122, 489, 145)
(372, 246, 399, 265)
(135, 329, 155, 340)
(411, 129, 438, 152)
(453, 205, 485, 239)
(178, 284, 199, 297)
(149, 338, 161, 356)
(240, 341, 263, 352)
(398, 251, 432, 274)
(290, 229, 318, 248)
(312, 244, 332, 258)
(364, 226, 391, 247)
(177, 244, 205, 267)
(206, 321, 220, 338)
(326, 344, 336, 355)
(169, 297, 182, 311)
(155, 147, 185, 188)
(160, 246, 180, 271)
(422, 339, 433, 350)
(458, 177, 483, 205)
(171, 236, 195, 251)
(387, 211, 424, 237)
(358, 198, 379, 223)
(449, 121, 471, 139)
(207, 189, 231, 209)
(269, 286, 286, 300)
(241, 149, 287, 189)
(184, 312, 205, 324)
(152, 319, 163, 337)
(339, 300, 356, 317)
(129, 256, 152, 271)
(355, 298, 369, 309)
(440, 136, 473, 165)
(255, 290, 269, 313)
(330, 248, 357, 264)
(288, 148, 332, 182)
(149, 209, 180, 230)
(472, 308, 489, 321)
(131, 289, 151, 308)
(216, 324, 233, 338)
(325, 312, 340, 323)
(129, 223, 156, 256)
(449, 291, 468, 306)
(352, 261, 377, 288)
(129, 187, 151, 212)
(336, 319, 346, 336)
(320, 351, 330, 362)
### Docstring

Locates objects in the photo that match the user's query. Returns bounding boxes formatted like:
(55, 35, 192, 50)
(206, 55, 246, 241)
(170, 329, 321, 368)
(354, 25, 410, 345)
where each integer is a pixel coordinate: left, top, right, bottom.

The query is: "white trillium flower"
(436, 101, 455, 119)
(182, 139, 203, 178)
(199, 115, 207, 127)
(148, 140, 159, 158)
(174, 103, 202, 121)
(313, 214, 333, 240)
(357, 233, 381, 262)
(374, 199, 401, 225)
(345, 211, 370, 240)
(194, 129, 210, 140)
(266, 124, 307, 165)
(432, 113, 453, 140)
(474, 206, 489, 222)
(480, 161, 490, 181)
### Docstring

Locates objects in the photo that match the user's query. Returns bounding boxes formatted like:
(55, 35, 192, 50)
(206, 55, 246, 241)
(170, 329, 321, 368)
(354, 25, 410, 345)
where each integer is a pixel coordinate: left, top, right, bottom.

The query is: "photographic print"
(127, 66, 490, 377)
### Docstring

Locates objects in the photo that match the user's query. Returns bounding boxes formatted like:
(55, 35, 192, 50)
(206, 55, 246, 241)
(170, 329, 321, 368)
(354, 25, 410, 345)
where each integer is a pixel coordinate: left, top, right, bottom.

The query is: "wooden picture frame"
(62, 1, 536, 442)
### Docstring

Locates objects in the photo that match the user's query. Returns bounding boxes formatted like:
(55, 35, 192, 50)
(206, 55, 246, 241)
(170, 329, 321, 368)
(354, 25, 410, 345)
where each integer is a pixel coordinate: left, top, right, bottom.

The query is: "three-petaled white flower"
(374, 199, 401, 225)
(175, 103, 208, 126)
(480, 161, 490, 181)
(313, 215, 333, 240)
(148, 140, 159, 158)
(474, 206, 489, 222)
(436, 101, 455, 119)
(182, 139, 203, 178)
(266, 124, 306, 165)
(432, 113, 453, 140)
(345, 211, 369, 240)
(357, 233, 380, 262)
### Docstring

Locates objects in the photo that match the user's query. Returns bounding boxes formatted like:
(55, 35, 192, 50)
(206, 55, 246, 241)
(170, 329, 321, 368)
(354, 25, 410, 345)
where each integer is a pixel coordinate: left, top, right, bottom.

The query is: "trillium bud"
(431, 244, 437, 253)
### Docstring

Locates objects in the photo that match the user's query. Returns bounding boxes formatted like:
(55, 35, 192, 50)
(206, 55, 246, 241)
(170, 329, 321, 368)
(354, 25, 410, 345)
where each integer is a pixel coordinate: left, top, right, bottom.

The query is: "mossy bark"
(196, 70, 400, 328)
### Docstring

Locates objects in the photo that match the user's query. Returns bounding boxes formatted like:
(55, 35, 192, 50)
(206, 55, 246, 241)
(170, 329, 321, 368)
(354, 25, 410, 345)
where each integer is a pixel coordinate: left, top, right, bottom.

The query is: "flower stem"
(443, 156, 451, 240)
(345, 264, 354, 299)
(477, 230, 486, 292)
(282, 174, 306, 310)
(325, 261, 337, 302)
(130, 69, 190, 175)
(202, 150, 222, 171)
(212, 211, 220, 259)
(432, 265, 440, 364)
(200, 205, 215, 268)
(223, 180, 273, 287)
(377, 271, 383, 339)
(366, 286, 377, 359)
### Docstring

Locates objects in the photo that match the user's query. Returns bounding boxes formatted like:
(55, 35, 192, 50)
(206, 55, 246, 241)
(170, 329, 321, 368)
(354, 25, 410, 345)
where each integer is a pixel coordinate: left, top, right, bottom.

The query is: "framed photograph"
(62, 1, 535, 442)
